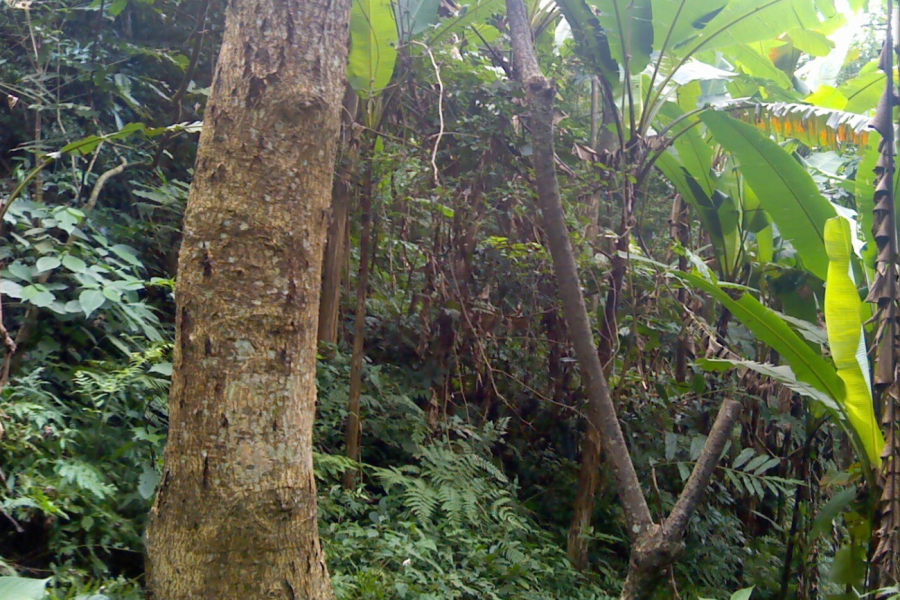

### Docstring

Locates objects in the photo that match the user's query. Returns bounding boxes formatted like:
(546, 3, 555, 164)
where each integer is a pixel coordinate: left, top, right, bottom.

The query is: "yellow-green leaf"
(824, 216, 883, 465)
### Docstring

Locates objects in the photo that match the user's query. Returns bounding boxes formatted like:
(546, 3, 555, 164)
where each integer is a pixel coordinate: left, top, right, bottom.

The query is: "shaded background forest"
(0, 0, 896, 597)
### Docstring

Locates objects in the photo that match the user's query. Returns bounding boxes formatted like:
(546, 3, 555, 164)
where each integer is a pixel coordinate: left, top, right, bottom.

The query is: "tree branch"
(662, 398, 742, 539)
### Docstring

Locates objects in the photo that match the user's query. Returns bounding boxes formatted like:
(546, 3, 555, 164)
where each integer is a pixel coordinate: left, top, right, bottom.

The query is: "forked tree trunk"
(145, 0, 350, 596)
(505, 1, 743, 596)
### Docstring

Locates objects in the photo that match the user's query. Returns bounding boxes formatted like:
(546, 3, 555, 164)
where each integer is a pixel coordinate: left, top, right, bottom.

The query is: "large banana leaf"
(724, 45, 793, 90)
(554, 0, 618, 82)
(655, 153, 736, 271)
(591, 0, 653, 75)
(855, 130, 880, 271)
(657, 102, 714, 194)
(650, 0, 727, 57)
(395, 0, 441, 39)
(348, 0, 399, 97)
(686, 0, 822, 53)
(824, 216, 883, 464)
(730, 102, 871, 149)
(840, 61, 885, 115)
(701, 111, 836, 280)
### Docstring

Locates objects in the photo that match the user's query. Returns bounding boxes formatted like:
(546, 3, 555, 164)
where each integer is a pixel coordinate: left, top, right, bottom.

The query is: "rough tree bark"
(505, 0, 743, 596)
(870, 1, 900, 583)
(145, 0, 351, 596)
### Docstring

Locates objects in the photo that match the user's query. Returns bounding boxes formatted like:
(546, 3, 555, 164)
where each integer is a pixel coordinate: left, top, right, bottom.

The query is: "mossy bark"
(145, 0, 350, 596)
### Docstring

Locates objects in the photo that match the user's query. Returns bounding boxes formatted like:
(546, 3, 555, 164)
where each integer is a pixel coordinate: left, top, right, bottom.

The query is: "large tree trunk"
(145, 0, 350, 596)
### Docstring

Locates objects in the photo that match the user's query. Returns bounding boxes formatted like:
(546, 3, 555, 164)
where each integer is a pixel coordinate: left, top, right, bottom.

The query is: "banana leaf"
(823, 216, 883, 464)
(701, 111, 836, 280)
(348, 0, 399, 97)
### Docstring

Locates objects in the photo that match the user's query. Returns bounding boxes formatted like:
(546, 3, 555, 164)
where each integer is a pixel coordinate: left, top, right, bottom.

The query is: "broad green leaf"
(686, 0, 821, 53)
(591, 0, 653, 75)
(650, 0, 727, 57)
(555, 0, 618, 82)
(839, 61, 884, 115)
(715, 190, 742, 276)
(138, 464, 161, 500)
(102, 286, 123, 302)
(79, 289, 106, 318)
(110, 244, 143, 267)
(678, 272, 846, 410)
(394, 0, 440, 39)
(724, 45, 793, 89)
(7, 261, 33, 282)
(811, 486, 856, 537)
(429, 0, 502, 45)
(21, 285, 55, 308)
(1, 280, 24, 299)
(62, 255, 88, 273)
(855, 130, 880, 270)
(805, 84, 848, 110)
(348, 0, 399, 97)
(680, 271, 872, 468)
(657, 102, 713, 194)
(785, 28, 833, 56)
(655, 154, 729, 268)
(823, 216, 883, 464)
(34, 256, 61, 274)
(730, 586, 755, 600)
(702, 111, 835, 280)
(0, 576, 50, 600)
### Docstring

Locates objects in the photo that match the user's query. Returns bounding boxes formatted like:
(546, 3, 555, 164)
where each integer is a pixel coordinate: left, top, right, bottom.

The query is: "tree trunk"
(145, 0, 350, 596)
(343, 142, 374, 490)
(567, 394, 605, 569)
(670, 194, 691, 383)
(870, 3, 900, 583)
(504, 0, 652, 543)
(318, 88, 359, 348)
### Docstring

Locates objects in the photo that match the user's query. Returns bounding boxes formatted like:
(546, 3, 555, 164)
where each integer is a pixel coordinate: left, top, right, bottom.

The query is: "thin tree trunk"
(505, 2, 743, 596)
(343, 142, 374, 490)
(145, 0, 350, 596)
(505, 0, 652, 541)
(598, 184, 634, 368)
(670, 194, 691, 383)
(568, 75, 623, 570)
(318, 88, 359, 348)
(567, 395, 605, 569)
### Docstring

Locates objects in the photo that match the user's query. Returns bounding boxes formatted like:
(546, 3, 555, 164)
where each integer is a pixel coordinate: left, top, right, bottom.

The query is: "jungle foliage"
(1, 0, 900, 597)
